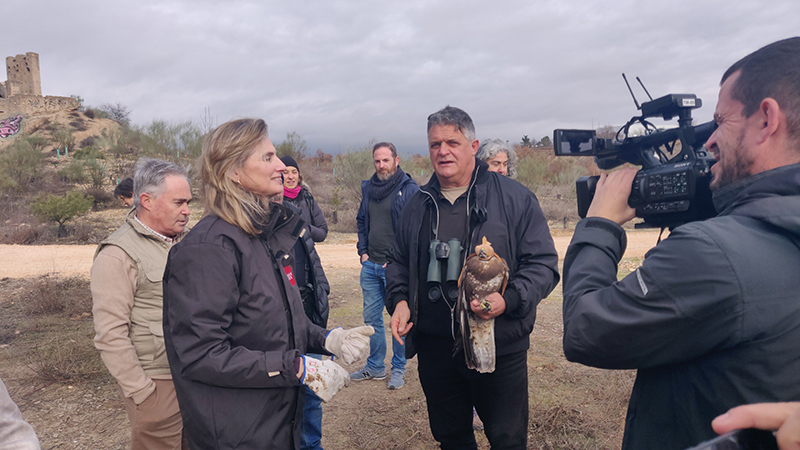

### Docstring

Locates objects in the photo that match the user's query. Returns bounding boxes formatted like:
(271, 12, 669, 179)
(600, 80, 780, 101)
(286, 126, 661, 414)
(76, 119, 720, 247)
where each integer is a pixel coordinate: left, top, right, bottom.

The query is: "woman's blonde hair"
(200, 118, 270, 236)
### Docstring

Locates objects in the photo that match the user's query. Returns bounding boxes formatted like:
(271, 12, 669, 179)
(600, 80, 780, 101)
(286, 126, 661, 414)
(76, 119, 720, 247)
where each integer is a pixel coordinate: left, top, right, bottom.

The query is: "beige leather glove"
(325, 326, 374, 365)
(301, 356, 349, 402)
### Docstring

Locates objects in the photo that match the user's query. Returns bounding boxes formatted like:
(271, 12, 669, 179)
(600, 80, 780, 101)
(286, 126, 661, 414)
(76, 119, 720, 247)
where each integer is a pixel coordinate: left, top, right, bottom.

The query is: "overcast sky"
(2, 0, 798, 155)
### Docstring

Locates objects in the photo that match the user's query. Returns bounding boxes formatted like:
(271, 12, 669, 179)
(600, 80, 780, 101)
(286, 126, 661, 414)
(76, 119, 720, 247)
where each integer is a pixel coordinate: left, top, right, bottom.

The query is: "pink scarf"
(284, 185, 302, 199)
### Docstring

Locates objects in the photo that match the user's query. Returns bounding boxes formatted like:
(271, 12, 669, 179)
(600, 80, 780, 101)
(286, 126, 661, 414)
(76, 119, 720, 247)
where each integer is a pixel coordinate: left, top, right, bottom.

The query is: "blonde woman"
(162, 118, 372, 449)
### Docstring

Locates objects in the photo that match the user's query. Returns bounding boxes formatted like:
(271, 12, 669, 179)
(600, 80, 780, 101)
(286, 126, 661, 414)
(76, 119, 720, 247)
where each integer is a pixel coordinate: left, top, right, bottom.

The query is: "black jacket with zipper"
(163, 204, 329, 449)
(385, 158, 559, 358)
(563, 163, 800, 450)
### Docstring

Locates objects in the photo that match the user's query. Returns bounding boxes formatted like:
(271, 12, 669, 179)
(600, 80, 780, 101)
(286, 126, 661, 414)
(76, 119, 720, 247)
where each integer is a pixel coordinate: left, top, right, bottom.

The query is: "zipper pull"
(450, 307, 456, 340)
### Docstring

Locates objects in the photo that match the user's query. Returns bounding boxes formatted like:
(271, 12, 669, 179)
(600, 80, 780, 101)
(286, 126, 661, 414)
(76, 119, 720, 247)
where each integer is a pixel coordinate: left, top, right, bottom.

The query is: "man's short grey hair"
(476, 139, 518, 179)
(132, 158, 189, 210)
(427, 106, 476, 142)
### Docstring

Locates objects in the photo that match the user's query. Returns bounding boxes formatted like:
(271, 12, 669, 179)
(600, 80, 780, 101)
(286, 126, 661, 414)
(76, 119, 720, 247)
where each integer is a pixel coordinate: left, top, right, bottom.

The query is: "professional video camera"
(553, 76, 718, 229)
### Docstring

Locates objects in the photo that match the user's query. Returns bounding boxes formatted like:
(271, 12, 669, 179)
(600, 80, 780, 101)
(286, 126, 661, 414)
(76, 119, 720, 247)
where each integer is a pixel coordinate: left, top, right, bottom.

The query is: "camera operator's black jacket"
(385, 159, 559, 358)
(562, 163, 800, 450)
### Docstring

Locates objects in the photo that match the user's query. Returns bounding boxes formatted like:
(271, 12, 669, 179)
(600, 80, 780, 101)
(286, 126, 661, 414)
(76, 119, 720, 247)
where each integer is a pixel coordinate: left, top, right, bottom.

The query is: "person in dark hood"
(562, 37, 800, 450)
(276, 156, 332, 450)
(280, 155, 328, 243)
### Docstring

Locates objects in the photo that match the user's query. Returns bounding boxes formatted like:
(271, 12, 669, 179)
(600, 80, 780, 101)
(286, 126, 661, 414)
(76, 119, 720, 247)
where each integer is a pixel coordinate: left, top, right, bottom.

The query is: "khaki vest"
(95, 213, 179, 378)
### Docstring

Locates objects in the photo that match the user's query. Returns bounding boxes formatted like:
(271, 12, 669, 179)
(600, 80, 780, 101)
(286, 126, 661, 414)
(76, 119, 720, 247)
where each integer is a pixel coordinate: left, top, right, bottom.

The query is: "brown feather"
(457, 237, 509, 373)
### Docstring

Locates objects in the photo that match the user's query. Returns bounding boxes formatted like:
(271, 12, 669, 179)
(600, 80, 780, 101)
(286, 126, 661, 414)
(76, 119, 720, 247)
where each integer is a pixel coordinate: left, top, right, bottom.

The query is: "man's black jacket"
(385, 159, 559, 358)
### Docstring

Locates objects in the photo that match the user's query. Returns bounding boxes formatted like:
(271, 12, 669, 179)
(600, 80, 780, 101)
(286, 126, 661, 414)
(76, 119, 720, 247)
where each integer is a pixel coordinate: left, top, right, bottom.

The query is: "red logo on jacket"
(284, 265, 296, 286)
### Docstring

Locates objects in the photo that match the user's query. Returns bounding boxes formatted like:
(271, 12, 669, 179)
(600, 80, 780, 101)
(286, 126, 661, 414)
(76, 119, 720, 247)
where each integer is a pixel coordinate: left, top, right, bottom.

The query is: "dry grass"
(20, 274, 92, 317)
(0, 276, 103, 384)
(0, 258, 640, 449)
(26, 338, 106, 383)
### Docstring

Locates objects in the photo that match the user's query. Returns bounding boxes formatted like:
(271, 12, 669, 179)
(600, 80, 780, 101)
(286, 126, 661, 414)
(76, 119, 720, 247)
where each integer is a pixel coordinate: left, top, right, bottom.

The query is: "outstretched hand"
(390, 301, 413, 346)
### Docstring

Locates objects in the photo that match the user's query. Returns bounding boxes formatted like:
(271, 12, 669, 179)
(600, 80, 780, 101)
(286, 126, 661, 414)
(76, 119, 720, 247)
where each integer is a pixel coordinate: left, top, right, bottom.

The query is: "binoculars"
(427, 239, 462, 302)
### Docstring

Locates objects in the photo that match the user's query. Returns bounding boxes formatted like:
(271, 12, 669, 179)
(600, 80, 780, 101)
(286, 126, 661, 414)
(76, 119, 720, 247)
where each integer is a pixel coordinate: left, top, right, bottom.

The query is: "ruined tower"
(1, 52, 42, 98)
(0, 52, 77, 116)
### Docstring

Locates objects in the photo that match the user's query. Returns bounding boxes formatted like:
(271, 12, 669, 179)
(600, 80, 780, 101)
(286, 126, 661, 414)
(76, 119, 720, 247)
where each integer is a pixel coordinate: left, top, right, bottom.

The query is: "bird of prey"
(457, 237, 509, 373)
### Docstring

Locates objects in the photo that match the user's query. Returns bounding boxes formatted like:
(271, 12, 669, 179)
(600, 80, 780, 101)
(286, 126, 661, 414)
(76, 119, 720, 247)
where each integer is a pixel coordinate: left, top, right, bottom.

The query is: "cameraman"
(562, 37, 800, 450)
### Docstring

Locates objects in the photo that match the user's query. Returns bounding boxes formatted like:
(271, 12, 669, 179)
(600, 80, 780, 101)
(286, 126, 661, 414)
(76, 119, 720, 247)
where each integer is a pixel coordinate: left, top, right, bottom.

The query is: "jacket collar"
(258, 202, 305, 254)
(421, 157, 489, 197)
(713, 162, 800, 216)
(126, 208, 186, 246)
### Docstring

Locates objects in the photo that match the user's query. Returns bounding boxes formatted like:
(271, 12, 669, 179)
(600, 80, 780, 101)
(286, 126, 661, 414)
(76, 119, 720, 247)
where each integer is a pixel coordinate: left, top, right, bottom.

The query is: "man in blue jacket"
(562, 37, 800, 450)
(351, 142, 419, 390)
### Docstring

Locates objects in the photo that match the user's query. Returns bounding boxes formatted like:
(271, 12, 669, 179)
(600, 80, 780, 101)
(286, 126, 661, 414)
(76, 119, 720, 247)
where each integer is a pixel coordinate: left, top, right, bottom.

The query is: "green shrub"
(0, 137, 46, 190)
(31, 191, 94, 237)
(84, 158, 107, 188)
(276, 132, 308, 160)
(407, 153, 433, 184)
(24, 135, 50, 152)
(72, 145, 104, 160)
(84, 186, 115, 210)
(516, 149, 599, 195)
(138, 119, 205, 161)
(333, 145, 374, 199)
(58, 161, 89, 184)
(51, 125, 76, 153)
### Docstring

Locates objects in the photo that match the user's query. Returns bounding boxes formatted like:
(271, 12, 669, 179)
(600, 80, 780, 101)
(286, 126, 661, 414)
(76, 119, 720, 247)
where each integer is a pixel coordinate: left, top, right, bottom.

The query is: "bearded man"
(562, 37, 800, 450)
(351, 142, 419, 390)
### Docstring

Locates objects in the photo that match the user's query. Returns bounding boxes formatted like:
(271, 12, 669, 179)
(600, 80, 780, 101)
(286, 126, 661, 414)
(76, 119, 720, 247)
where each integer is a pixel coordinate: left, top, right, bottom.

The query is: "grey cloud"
(1, 0, 797, 154)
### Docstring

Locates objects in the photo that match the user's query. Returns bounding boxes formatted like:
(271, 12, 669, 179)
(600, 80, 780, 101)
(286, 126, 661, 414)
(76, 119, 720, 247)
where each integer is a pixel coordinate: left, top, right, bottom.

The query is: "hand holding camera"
(586, 169, 638, 225)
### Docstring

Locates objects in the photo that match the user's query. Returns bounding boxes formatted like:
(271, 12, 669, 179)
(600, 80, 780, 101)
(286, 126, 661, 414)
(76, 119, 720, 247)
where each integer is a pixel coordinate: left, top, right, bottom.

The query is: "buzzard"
(457, 237, 509, 373)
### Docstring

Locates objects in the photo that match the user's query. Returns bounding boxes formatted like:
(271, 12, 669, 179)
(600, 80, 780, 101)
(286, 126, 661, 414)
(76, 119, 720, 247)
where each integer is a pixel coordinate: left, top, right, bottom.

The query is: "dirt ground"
(0, 230, 660, 449)
(0, 229, 664, 279)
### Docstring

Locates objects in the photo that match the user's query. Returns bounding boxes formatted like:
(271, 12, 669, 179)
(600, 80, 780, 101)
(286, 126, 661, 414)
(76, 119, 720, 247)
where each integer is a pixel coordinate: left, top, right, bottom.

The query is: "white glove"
(301, 356, 349, 402)
(325, 326, 374, 365)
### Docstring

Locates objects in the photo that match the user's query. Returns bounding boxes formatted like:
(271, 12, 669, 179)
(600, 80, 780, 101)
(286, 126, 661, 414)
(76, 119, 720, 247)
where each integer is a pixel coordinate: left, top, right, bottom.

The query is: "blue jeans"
(301, 354, 323, 450)
(360, 259, 406, 373)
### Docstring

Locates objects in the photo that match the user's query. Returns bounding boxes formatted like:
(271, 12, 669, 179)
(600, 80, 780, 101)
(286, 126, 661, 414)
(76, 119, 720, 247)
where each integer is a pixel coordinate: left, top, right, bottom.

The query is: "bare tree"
(596, 125, 618, 140)
(99, 103, 132, 127)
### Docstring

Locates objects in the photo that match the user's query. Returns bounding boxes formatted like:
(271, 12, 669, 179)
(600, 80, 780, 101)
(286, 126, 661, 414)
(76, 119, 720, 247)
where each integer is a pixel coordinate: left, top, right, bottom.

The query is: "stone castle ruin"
(0, 52, 79, 116)
(0, 52, 42, 97)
